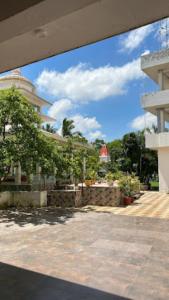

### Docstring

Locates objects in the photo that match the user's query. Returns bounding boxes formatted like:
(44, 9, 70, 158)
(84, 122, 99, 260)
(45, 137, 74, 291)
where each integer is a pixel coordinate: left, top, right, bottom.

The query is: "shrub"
(105, 172, 114, 182)
(119, 174, 140, 197)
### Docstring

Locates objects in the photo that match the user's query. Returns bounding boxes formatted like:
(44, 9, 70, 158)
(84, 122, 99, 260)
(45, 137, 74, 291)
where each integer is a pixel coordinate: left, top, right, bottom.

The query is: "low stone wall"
(0, 191, 47, 208)
(0, 187, 122, 209)
(49, 190, 82, 207)
(82, 186, 122, 206)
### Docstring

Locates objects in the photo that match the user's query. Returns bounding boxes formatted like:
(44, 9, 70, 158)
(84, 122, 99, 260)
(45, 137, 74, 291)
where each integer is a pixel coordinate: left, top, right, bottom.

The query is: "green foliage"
(119, 174, 140, 197)
(105, 172, 114, 182)
(86, 169, 97, 180)
(111, 171, 123, 181)
(0, 87, 41, 179)
(104, 130, 158, 183)
(0, 87, 63, 180)
(92, 139, 105, 151)
(62, 118, 75, 137)
(42, 123, 56, 133)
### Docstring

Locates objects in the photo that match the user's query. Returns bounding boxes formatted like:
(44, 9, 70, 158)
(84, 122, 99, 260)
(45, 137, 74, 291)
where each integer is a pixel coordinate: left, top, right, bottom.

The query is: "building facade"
(141, 49, 169, 192)
(0, 68, 68, 143)
(0, 68, 55, 123)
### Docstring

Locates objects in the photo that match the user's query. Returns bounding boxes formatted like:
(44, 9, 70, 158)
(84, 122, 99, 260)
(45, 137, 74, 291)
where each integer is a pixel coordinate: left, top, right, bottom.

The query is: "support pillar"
(36, 163, 42, 181)
(15, 161, 21, 185)
(158, 148, 169, 192)
(157, 108, 165, 133)
(158, 70, 164, 90)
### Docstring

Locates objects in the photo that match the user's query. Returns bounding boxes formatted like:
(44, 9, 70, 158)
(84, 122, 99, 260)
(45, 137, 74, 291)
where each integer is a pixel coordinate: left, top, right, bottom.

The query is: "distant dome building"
(99, 144, 110, 162)
(0, 68, 55, 124)
(0, 68, 92, 147)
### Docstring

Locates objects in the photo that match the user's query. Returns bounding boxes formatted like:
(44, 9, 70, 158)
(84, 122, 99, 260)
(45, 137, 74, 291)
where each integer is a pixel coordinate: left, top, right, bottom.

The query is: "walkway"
(0, 201, 169, 299)
(84, 192, 169, 219)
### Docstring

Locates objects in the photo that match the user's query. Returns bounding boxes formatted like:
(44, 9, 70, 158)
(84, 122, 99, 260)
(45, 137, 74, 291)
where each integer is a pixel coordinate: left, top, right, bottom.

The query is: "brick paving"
(0, 192, 169, 299)
(84, 192, 169, 219)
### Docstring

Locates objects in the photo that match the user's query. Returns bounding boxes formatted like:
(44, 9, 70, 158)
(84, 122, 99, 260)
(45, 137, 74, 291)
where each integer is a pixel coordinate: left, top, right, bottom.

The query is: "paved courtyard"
(0, 192, 169, 299)
(84, 191, 169, 219)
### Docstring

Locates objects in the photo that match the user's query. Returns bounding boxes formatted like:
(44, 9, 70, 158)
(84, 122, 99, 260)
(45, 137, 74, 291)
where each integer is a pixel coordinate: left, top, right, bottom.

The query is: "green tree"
(62, 118, 75, 137)
(92, 139, 105, 151)
(0, 87, 62, 180)
(42, 123, 56, 133)
(0, 87, 41, 179)
(107, 139, 123, 172)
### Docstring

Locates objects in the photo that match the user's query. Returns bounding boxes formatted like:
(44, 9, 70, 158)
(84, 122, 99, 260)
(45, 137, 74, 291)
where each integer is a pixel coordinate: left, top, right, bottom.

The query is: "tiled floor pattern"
(84, 192, 169, 219)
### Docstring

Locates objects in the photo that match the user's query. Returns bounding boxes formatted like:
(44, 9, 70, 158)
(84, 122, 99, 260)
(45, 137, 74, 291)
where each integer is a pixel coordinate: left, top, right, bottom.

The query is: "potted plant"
(119, 176, 134, 205)
(85, 169, 96, 186)
(105, 172, 114, 186)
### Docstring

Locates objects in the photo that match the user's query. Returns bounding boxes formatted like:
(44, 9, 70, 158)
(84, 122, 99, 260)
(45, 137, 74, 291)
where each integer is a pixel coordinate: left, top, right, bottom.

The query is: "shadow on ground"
(0, 207, 86, 227)
(0, 262, 131, 300)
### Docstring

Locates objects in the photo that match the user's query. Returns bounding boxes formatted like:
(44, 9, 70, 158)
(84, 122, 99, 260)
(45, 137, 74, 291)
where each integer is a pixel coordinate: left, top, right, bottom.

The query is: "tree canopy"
(106, 130, 158, 183)
(0, 88, 61, 179)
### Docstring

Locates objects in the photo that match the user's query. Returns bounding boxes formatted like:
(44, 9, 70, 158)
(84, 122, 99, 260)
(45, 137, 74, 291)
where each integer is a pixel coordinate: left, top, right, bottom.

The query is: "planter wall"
(81, 186, 122, 206)
(48, 190, 82, 207)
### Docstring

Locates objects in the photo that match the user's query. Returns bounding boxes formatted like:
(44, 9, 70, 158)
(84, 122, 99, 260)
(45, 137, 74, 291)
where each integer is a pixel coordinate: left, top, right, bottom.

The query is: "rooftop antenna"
(159, 18, 169, 49)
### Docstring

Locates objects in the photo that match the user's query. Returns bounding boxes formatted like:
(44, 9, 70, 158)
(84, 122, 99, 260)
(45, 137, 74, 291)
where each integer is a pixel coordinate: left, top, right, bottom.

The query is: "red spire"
(99, 144, 109, 157)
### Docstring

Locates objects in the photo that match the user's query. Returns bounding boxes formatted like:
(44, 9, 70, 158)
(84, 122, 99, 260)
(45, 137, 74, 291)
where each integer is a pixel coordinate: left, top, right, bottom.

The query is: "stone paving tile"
(0, 205, 169, 299)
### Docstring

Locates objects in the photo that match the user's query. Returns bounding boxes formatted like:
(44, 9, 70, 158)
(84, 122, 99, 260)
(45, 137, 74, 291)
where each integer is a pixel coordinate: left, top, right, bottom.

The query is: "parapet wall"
(0, 191, 47, 208)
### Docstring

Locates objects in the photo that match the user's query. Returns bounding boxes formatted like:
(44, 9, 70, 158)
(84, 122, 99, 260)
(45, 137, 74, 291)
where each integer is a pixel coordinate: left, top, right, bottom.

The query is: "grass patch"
(150, 181, 159, 190)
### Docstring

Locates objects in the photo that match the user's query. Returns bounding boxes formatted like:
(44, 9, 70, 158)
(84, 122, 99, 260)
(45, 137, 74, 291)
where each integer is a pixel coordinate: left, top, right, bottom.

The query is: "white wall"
(0, 191, 47, 208)
(158, 148, 169, 192)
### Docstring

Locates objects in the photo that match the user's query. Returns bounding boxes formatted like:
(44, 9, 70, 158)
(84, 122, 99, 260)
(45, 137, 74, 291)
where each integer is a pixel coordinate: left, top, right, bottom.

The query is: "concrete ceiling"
(0, 0, 169, 73)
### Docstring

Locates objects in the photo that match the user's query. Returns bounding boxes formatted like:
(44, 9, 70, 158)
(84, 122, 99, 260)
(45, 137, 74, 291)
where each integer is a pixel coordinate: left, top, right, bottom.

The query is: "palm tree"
(42, 123, 56, 133)
(62, 118, 75, 137)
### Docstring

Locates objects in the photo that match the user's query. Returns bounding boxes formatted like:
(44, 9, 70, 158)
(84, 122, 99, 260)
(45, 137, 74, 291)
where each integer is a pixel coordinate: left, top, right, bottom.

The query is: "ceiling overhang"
(0, 0, 169, 73)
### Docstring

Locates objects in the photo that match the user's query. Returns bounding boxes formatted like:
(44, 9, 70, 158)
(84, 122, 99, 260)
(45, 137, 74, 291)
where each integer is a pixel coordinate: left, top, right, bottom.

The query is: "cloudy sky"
(16, 18, 167, 141)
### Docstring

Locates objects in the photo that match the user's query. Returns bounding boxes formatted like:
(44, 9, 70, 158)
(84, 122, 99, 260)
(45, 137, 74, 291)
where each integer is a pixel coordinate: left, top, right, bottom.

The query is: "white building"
(141, 49, 169, 192)
(0, 68, 92, 149)
(0, 68, 68, 143)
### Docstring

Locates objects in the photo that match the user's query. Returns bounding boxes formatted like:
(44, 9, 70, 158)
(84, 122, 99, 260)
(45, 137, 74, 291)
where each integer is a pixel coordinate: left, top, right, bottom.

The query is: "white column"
(157, 108, 165, 133)
(15, 161, 21, 185)
(36, 163, 41, 181)
(158, 148, 169, 192)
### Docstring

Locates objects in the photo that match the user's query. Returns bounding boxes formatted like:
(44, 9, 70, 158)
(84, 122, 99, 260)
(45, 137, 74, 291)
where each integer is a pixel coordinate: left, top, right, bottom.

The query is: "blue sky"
(19, 18, 166, 141)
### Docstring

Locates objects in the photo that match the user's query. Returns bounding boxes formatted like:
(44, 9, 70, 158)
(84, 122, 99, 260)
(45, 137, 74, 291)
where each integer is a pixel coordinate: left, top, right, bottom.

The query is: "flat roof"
(0, 0, 169, 73)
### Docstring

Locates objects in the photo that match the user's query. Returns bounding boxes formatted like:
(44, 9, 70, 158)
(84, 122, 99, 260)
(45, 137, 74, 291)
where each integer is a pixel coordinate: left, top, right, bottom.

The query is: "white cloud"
(88, 130, 106, 141)
(36, 58, 144, 104)
(71, 114, 105, 141)
(141, 49, 150, 56)
(131, 112, 156, 130)
(48, 106, 105, 141)
(72, 114, 101, 133)
(48, 98, 74, 121)
(120, 24, 153, 52)
(71, 114, 104, 140)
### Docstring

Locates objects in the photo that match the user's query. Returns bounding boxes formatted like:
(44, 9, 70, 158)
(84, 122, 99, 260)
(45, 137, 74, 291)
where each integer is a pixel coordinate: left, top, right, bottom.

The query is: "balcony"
(141, 49, 169, 83)
(141, 89, 169, 118)
(145, 132, 169, 149)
